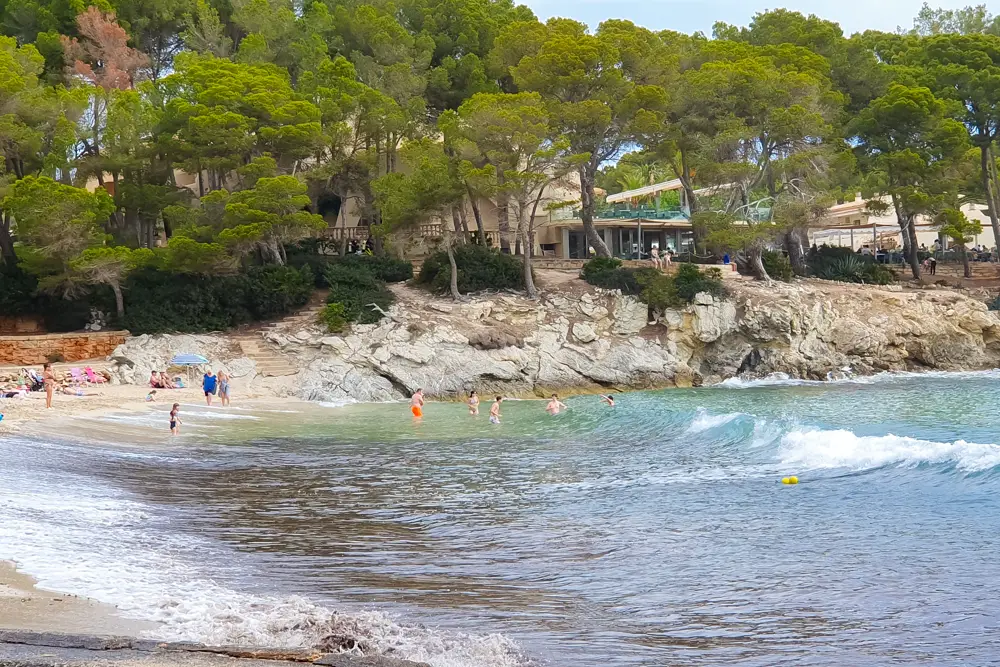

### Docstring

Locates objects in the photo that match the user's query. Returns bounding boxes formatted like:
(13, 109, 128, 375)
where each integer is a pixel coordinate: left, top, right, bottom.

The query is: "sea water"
(4, 372, 1000, 666)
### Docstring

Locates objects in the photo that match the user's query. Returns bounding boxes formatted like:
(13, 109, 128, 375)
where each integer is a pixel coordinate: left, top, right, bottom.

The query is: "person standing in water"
(600, 394, 615, 407)
(546, 394, 567, 415)
(468, 390, 480, 415)
(169, 403, 181, 435)
(43, 363, 55, 409)
(202, 369, 217, 406)
(411, 388, 425, 418)
(489, 396, 503, 424)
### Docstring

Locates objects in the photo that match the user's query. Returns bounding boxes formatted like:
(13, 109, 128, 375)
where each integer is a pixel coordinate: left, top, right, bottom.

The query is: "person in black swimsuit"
(170, 403, 181, 435)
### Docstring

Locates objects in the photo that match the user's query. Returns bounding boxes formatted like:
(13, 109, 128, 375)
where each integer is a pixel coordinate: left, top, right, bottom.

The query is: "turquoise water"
(4, 372, 1000, 666)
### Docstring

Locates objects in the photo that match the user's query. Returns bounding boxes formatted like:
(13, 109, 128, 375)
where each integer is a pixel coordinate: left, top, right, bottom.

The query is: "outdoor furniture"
(69, 368, 85, 385)
(84, 367, 106, 384)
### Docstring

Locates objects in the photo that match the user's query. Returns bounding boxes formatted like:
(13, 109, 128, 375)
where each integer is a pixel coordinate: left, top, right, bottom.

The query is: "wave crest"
(779, 428, 1000, 473)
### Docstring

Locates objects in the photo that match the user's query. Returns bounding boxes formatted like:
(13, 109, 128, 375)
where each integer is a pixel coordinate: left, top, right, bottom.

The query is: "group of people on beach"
(164, 369, 231, 435)
(409, 388, 614, 424)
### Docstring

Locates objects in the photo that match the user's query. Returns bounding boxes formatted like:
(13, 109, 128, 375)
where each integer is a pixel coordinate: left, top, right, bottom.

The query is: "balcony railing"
(574, 207, 688, 221)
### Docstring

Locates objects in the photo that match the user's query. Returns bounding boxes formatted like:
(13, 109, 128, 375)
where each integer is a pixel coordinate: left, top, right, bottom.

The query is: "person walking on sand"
(600, 394, 615, 407)
(202, 369, 218, 406)
(546, 393, 567, 415)
(218, 372, 231, 407)
(410, 388, 425, 418)
(43, 363, 55, 409)
(490, 396, 503, 424)
(468, 390, 480, 415)
(169, 403, 182, 435)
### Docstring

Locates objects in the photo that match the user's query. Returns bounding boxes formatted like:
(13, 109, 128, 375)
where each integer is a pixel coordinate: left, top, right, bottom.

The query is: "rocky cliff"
(107, 277, 1000, 401)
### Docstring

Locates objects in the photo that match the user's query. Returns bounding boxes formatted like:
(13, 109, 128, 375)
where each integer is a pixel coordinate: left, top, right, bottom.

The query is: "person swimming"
(468, 390, 480, 415)
(546, 393, 567, 415)
(410, 388, 425, 418)
(600, 394, 615, 407)
(489, 396, 503, 424)
(169, 403, 181, 435)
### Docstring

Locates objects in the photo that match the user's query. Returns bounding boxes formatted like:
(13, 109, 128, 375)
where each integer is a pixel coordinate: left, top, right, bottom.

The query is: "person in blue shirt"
(202, 369, 218, 406)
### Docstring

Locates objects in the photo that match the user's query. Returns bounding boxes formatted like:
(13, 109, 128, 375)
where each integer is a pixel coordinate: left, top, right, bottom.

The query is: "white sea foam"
(318, 399, 355, 409)
(718, 368, 1000, 389)
(779, 428, 1000, 473)
(686, 408, 743, 433)
(0, 436, 529, 667)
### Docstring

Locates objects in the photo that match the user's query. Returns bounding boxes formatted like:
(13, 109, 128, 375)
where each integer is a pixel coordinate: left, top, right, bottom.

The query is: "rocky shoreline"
(105, 277, 1000, 401)
(0, 630, 427, 667)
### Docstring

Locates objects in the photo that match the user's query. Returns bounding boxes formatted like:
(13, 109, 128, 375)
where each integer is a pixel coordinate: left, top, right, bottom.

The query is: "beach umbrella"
(170, 354, 209, 365)
(169, 354, 210, 385)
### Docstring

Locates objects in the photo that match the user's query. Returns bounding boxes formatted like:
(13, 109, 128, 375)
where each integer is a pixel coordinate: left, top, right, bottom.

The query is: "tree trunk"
(783, 229, 806, 276)
(979, 145, 1000, 257)
(111, 282, 125, 320)
(337, 194, 348, 256)
(0, 211, 15, 263)
(496, 172, 512, 253)
(446, 238, 462, 301)
(466, 185, 486, 245)
(901, 214, 921, 280)
(457, 202, 470, 240)
(522, 227, 537, 299)
(451, 205, 463, 236)
(579, 165, 612, 257)
(748, 245, 770, 281)
(961, 243, 971, 278)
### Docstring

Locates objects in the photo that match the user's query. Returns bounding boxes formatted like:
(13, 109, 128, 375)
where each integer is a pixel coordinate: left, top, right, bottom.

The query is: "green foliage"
(673, 263, 726, 301)
(317, 302, 347, 332)
(580, 259, 725, 306)
(120, 265, 311, 333)
(418, 244, 524, 293)
(323, 262, 394, 325)
(814, 254, 895, 284)
(762, 250, 794, 282)
(0, 263, 39, 315)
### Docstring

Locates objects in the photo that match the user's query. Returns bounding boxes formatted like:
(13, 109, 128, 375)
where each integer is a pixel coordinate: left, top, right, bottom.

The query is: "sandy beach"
(0, 561, 155, 636)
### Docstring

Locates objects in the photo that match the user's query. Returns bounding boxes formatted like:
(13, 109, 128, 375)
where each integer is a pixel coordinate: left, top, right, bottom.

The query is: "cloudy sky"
(520, 0, 976, 36)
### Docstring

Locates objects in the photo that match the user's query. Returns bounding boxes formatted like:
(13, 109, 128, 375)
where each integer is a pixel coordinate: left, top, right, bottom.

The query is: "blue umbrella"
(170, 354, 209, 366)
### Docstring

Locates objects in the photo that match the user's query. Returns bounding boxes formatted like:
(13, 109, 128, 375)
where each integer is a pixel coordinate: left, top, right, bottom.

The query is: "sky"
(520, 0, 980, 36)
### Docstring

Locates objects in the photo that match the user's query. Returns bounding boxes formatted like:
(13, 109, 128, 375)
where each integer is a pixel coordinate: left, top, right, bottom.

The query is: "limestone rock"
(572, 322, 598, 343)
(611, 295, 647, 335)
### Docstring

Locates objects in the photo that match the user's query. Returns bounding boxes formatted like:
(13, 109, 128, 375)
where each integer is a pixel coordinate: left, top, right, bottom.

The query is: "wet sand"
(0, 561, 155, 636)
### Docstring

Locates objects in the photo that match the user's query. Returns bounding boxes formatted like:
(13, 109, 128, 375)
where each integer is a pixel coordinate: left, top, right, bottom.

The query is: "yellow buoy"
(782, 476, 799, 485)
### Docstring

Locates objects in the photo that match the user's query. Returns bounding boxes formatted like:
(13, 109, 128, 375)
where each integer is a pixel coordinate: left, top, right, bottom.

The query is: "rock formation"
(106, 278, 1000, 401)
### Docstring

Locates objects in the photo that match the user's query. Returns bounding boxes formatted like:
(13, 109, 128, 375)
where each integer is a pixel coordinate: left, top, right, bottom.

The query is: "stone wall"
(0, 331, 128, 365)
(0, 315, 44, 334)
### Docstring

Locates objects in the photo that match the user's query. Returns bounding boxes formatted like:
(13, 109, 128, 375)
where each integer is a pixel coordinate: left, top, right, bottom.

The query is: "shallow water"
(5, 373, 1000, 665)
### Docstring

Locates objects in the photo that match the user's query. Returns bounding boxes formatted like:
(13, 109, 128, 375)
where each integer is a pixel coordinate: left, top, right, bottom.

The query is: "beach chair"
(84, 367, 107, 384)
(69, 368, 85, 385)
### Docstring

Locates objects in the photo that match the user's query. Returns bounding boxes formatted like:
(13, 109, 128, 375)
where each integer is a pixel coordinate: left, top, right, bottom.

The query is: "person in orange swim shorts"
(410, 388, 424, 418)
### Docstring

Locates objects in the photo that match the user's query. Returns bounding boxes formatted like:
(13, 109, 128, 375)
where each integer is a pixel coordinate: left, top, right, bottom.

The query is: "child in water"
(489, 396, 503, 424)
(169, 403, 181, 435)
(468, 390, 480, 415)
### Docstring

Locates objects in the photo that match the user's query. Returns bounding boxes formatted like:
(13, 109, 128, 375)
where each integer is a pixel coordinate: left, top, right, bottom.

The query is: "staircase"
(233, 299, 327, 378)
(233, 335, 298, 377)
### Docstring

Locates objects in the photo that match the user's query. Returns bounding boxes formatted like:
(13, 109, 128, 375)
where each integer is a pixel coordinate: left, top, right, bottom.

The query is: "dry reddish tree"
(61, 7, 149, 91)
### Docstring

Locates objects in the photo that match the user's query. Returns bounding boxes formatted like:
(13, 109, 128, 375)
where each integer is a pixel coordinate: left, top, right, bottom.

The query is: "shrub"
(121, 265, 312, 334)
(814, 255, 894, 285)
(243, 266, 313, 320)
(289, 250, 413, 287)
(323, 262, 395, 325)
(419, 244, 523, 293)
(580, 257, 642, 294)
(0, 264, 38, 316)
(807, 244, 856, 277)
(636, 269, 680, 310)
(673, 263, 725, 301)
(762, 250, 793, 282)
(318, 302, 348, 332)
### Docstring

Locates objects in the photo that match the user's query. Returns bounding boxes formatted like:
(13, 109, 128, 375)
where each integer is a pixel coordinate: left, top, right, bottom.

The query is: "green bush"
(318, 302, 348, 332)
(323, 261, 395, 325)
(579, 257, 642, 294)
(807, 244, 856, 277)
(121, 265, 313, 334)
(0, 264, 38, 316)
(814, 255, 894, 285)
(289, 251, 413, 287)
(673, 263, 725, 302)
(636, 269, 680, 310)
(762, 250, 793, 282)
(419, 244, 524, 293)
